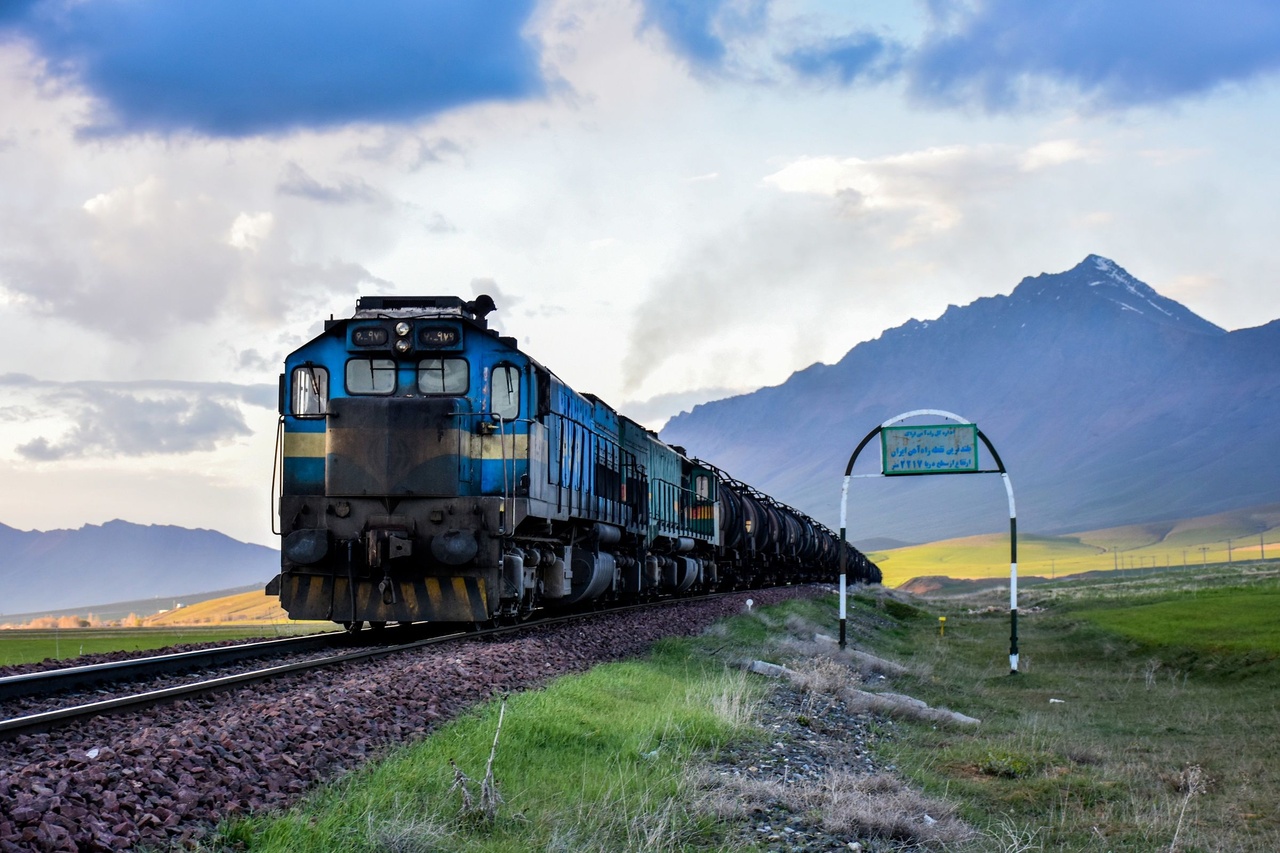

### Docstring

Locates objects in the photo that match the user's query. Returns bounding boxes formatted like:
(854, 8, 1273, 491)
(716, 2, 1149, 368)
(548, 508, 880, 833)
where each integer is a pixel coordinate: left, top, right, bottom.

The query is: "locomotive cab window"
(291, 366, 329, 417)
(695, 475, 711, 500)
(492, 364, 520, 420)
(417, 358, 469, 394)
(346, 358, 397, 395)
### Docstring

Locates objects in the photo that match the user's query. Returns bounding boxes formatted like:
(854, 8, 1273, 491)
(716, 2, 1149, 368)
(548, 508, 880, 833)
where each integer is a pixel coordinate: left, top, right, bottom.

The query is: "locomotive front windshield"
(418, 358, 468, 394)
(346, 358, 396, 394)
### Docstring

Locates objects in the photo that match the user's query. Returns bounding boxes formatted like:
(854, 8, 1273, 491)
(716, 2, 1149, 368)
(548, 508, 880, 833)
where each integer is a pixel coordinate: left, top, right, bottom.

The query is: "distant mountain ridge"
(662, 255, 1280, 543)
(0, 520, 278, 614)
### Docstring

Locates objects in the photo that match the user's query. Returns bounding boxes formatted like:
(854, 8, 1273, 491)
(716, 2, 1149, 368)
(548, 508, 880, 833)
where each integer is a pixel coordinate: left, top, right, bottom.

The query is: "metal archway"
(838, 409, 1019, 675)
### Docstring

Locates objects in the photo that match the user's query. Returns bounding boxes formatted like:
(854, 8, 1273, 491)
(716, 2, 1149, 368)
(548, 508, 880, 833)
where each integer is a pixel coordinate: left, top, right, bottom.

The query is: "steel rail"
(0, 587, 767, 741)
(0, 628, 470, 741)
(0, 632, 342, 702)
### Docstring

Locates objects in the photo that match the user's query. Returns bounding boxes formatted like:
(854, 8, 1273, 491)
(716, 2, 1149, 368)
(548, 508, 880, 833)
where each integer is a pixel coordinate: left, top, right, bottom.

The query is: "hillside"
(142, 590, 299, 626)
(662, 255, 1280, 544)
(0, 520, 279, 615)
(870, 502, 1280, 587)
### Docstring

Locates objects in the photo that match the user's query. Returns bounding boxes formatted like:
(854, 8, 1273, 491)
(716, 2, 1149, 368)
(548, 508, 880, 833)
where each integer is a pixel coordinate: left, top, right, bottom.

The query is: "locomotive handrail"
(541, 410, 638, 529)
(270, 416, 284, 536)
(448, 410, 531, 536)
(448, 409, 639, 531)
(497, 413, 511, 534)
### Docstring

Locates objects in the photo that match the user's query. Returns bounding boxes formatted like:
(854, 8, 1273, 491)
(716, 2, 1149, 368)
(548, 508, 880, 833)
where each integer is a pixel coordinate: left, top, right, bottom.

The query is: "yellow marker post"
(938, 616, 946, 637)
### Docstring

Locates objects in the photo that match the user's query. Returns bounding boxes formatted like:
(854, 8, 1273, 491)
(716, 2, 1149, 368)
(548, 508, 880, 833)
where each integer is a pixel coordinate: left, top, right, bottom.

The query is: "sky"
(1, 0, 1279, 547)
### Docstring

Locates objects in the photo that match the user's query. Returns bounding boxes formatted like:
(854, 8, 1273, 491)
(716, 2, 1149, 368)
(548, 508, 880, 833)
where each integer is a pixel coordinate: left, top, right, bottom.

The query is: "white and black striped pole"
(838, 422, 889, 650)
(838, 477, 850, 648)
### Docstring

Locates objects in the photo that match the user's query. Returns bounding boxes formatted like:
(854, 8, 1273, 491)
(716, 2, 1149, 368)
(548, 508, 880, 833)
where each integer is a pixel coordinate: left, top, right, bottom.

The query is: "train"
(268, 295, 880, 629)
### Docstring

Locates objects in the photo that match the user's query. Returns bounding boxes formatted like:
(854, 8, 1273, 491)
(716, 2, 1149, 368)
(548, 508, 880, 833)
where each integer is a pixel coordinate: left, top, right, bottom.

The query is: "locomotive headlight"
(395, 321, 411, 337)
(394, 339, 411, 354)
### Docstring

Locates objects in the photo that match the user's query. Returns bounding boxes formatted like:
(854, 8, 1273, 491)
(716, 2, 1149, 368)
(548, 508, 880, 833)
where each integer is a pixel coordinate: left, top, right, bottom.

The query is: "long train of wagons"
(269, 295, 880, 628)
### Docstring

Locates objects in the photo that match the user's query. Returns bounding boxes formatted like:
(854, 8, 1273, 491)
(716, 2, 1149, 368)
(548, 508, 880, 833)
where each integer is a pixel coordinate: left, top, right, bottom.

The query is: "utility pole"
(1263, 532, 1267, 561)
(1200, 546, 1209, 568)
(1113, 547, 1118, 571)
(1227, 538, 1233, 565)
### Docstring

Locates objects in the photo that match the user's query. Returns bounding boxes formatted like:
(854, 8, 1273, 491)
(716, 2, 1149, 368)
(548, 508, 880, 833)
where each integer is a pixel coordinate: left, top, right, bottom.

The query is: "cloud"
(781, 31, 904, 85)
(620, 195, 861, 395)
(762, 140, 1095, 246)
(617, 385, 744, 431)
(0, 174, 388, 339)
(237, 349, 273, 372)
(0, 375, 274, 460)
(907, 0, 1280, 111)
(0, 0, 545, 137)
(621, 138, 1111, 396)
(637, 0, 768, 72)
(425, 212, 458, 234)
(276, 163, 388, 206)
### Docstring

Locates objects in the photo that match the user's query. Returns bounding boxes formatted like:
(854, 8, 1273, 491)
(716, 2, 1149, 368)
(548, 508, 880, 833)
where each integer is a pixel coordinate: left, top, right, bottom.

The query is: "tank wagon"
(269, 295, 879, 629)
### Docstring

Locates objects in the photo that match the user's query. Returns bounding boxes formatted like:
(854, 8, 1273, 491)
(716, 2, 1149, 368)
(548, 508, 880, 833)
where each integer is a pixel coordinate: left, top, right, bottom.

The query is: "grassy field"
(0, 622, 330, 667)
(869, 503, 1280, 587)
(219, 637, 771, 852)
(875, 567, 1280, 851)
(209, 569, 1280, 851)
(1081, 586, 1280, 657)
(0, 589, 331, 666)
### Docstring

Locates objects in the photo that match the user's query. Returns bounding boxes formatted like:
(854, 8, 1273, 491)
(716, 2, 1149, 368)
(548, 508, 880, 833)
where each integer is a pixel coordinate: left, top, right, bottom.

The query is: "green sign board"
(881, 424, 979, 475)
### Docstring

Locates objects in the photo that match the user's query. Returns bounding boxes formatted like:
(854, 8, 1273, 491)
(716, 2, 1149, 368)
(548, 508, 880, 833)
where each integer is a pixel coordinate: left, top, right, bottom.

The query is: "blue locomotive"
(269, 295, 879, 629)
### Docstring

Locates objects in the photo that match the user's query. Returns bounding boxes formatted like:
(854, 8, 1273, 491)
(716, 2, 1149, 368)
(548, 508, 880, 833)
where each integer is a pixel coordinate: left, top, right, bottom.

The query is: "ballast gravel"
(0, 588, 815, 852)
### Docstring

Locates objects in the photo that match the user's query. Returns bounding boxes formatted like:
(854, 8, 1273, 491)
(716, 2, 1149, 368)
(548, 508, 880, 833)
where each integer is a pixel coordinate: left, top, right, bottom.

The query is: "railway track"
(0, 586, 816, 852)
(0, 592, 750, 741)
(0, 632, 341, 702)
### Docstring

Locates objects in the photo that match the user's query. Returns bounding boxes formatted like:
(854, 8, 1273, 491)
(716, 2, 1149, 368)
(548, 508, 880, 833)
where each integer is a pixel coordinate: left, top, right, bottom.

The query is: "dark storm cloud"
(772, 1, 1280, 111)
(0, 375, 275, 460)
(908, 0, 1280, 111)
(0, 0, 544, 137)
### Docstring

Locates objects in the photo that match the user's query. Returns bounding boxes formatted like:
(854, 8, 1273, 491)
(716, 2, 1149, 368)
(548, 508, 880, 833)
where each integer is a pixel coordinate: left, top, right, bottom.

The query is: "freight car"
(269, 295, 879, 629)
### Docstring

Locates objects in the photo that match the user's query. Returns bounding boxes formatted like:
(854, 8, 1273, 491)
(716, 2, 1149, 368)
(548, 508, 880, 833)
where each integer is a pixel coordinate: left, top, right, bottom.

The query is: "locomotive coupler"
(378, 573, 397, 605)
(365, 527, 413, 569)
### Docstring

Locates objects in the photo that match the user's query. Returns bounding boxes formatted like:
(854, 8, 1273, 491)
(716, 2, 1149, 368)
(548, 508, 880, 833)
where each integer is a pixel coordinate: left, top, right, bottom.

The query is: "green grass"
(218, 638, 766, 852)
(1080, 584, 1280, 671)
(870, 571, 1280, 850)
(207, 576, 1280, 851)
(0, 625, 321, 667)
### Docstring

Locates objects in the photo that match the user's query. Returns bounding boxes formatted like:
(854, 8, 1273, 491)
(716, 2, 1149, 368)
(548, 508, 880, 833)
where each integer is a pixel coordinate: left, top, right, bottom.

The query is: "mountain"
(661, 255, 1280, 544)
(0, 520, 279, 615)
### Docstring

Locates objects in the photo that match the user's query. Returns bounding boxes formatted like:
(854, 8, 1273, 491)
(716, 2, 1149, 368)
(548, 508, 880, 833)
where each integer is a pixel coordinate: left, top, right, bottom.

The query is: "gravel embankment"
(0, 588, 813, 852)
